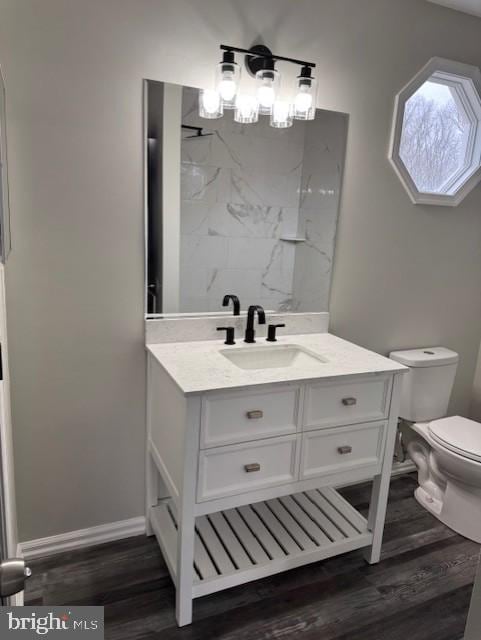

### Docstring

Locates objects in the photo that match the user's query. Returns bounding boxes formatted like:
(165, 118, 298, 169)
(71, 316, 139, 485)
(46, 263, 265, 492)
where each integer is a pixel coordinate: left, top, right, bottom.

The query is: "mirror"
(145, 80, 348, 316)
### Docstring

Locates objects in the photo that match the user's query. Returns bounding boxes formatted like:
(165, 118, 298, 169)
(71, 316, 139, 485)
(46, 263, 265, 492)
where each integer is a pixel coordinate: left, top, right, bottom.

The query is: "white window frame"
(389, 57, 481, 207)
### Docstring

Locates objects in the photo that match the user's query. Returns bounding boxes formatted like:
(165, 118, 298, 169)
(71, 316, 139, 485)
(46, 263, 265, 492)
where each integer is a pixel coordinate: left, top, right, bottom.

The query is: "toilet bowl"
(390, 347, 481, 544)
(406, 417, 481, 543)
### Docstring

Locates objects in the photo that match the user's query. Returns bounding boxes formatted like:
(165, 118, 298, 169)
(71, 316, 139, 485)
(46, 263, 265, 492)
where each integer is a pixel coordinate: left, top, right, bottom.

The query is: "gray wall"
(1, 0, 481, 541)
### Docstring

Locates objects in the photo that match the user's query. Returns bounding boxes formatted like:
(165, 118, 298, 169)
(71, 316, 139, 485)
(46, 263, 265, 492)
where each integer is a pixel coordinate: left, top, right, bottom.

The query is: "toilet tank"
(389, 347, 459, 422)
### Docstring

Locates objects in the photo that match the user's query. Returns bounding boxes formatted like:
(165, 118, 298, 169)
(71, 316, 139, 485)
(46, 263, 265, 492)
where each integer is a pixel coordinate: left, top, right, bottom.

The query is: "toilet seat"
(429, 416, 481, 464)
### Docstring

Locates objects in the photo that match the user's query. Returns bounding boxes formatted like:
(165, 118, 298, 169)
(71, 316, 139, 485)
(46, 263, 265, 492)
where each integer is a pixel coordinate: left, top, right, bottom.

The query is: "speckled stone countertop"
(146, 333, 407, 395)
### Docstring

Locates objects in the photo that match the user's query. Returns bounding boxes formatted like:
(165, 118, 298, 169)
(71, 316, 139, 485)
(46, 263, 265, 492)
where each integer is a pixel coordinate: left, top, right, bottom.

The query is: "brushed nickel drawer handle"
(338, 445, 353, 455)
(246, 410, 263, 420)
(244, 463, 261, 473)
(342, 397, 357, 406)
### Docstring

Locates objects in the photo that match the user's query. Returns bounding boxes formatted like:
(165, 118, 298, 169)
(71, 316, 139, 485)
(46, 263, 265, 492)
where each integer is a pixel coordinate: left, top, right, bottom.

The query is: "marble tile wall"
(291, 110, 348, 311)
(178, 87, 347, 314)
(179, 87, 305, 313)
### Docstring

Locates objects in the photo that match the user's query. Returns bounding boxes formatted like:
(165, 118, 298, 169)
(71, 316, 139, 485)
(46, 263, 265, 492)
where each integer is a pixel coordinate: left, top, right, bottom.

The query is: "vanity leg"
(364, 472, 389, 564)
(364, 373, 404, 565)
(175, 396, 200, 627)
(145, 449, 158, 536)
(175, 512, 195, 627)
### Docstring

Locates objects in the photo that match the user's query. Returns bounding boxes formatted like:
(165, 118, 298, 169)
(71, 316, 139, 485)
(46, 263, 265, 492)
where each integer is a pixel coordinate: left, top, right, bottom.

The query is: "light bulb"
(202, 90, 220, 113)
(255, 68, 280, 115)
(257, 85, 275, 110)
(270, 100, 293, 128)
(294, 87, 313, 114)
(234, 95, 259, 124)
(218, 75, 237, 102)
(199, 89, 223, 119)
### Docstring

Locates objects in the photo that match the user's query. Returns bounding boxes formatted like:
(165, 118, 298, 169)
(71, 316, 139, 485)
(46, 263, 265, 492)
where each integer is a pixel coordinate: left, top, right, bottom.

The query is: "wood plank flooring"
(25, 475, 480, 639)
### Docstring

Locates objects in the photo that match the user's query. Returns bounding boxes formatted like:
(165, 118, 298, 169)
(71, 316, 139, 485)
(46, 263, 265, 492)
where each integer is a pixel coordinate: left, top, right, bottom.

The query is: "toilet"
(390, 347, 481, 544)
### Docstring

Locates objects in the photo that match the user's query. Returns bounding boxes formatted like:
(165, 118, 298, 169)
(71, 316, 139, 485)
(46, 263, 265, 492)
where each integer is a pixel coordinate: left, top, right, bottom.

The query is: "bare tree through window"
(399, 81, 468, 194)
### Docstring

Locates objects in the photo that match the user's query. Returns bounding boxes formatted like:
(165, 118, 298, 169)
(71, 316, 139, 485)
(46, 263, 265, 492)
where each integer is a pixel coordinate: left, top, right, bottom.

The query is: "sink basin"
(220, 344, 328, 370)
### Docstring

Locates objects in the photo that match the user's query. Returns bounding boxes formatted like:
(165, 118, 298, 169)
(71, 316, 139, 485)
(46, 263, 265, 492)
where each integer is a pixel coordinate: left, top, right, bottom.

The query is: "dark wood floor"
(25, 475, 480, 640)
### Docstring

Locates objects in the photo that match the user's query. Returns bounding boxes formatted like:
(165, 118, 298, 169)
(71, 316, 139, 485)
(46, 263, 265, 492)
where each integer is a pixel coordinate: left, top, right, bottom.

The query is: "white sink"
(220, 344, 328, 370)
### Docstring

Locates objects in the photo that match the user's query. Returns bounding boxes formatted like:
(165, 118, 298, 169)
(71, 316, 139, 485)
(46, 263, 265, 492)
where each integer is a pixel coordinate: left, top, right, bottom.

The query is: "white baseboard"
(18, 516, 146, 561)
(16, 463, 416, 563)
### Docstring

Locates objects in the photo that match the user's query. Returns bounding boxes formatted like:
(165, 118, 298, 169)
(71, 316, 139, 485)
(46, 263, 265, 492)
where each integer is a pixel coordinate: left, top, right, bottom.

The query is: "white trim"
(0, 266, 19, 559)
(18, 516, 146, 561)
(6, 543, 25, 607)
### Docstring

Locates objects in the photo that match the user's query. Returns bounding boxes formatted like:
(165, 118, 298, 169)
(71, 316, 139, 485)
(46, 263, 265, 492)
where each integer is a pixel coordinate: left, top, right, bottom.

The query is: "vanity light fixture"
(199, 44, 317, 128)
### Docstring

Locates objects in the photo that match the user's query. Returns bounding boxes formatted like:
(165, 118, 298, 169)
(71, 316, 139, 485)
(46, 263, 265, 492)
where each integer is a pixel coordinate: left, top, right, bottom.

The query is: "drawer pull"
(342, 397, 357, 406)
(244, 463, 261, 473)
(246, 410, 264, 420)
(337, 445, 353, 455)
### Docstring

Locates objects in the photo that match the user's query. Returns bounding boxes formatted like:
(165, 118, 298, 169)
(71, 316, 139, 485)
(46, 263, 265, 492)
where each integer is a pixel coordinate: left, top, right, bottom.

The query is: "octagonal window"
(390, 58, 481, 206)
(399, 79, 470, 194)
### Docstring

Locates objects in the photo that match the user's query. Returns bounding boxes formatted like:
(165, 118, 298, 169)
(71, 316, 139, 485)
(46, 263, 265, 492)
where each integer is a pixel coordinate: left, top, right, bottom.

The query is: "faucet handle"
(217, 326, 236, 345)
(266, 324, 285, 342)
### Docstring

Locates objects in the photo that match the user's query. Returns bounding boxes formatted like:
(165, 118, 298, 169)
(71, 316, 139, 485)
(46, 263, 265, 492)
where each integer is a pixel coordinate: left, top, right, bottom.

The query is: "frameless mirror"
(145, 80, 348, 316)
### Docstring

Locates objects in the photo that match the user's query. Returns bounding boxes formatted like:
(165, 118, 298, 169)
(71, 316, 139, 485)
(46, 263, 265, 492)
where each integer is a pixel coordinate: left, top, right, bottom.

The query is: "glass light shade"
(270, 100, 293, 128)
(255, 69, 280, 115)
(199, 89, 223, 119)
(234, 95, 259, 124)
(216, 61, 240, 109)
(293, 76, 317, 120)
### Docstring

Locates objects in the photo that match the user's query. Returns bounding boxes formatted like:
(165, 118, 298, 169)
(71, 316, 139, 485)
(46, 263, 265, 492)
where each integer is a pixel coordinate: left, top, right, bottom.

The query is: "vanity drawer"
(197, 435, 297, 502)
(200, 386, 299, 448)
(300, 421, 386, 480)
(303, 376, 391, 430)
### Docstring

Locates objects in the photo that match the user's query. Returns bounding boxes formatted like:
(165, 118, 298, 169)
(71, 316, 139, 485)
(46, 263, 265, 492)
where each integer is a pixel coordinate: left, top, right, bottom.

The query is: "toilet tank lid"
(389, 347, 458, 367)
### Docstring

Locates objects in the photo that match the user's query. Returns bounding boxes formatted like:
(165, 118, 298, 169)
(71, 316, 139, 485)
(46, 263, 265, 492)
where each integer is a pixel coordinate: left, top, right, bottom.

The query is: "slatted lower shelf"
(150, 487, 372, 598)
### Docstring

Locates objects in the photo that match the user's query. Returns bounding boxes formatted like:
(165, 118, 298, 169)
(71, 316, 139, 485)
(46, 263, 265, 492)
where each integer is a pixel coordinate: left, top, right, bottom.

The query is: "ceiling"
(428, 0, 481, 17)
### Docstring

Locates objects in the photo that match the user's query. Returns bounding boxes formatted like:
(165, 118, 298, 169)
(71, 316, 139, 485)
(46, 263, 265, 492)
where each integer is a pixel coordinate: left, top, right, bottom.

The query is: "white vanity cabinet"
(145, 345, 405, 627)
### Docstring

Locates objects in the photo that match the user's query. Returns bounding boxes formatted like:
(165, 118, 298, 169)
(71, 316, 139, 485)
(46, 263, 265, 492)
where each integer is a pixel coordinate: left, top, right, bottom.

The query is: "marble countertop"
(147, 333, 407, 395)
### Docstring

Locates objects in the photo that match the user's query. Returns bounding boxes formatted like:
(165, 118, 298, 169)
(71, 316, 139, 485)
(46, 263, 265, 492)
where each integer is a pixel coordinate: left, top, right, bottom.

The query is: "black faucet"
(244, 305, 266, 343)
(222, 294, 240, 316)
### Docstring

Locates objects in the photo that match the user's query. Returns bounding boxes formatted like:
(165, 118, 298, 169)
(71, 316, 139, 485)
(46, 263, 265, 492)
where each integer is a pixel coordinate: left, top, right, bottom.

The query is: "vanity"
(145, 314, 406, 626)
(143, 76, 406, 626)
